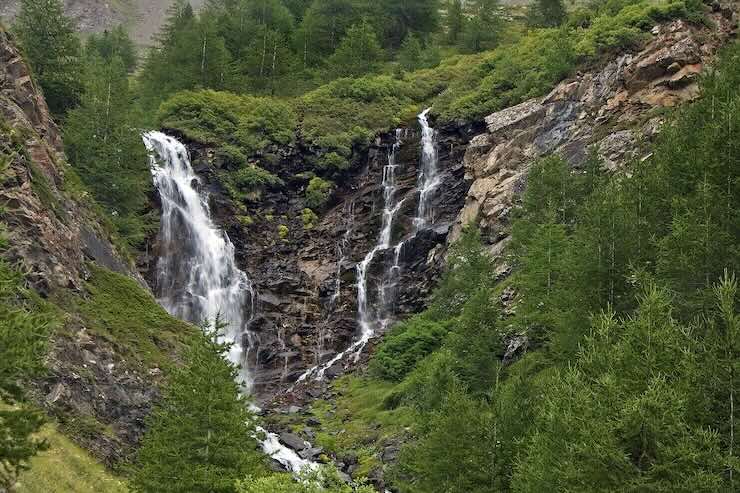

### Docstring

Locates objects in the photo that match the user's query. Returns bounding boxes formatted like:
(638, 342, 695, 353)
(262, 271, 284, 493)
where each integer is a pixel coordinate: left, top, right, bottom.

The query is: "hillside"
(0, 0, 738, 492)
(0, 0, 205, 45)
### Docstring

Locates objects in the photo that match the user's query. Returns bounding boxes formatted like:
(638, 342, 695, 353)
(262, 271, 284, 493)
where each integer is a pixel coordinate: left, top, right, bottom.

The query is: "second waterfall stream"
(142, 131, 313, 473)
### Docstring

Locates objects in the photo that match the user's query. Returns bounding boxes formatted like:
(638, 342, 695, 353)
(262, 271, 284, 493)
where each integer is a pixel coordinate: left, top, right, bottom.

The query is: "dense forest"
(1, 0, 738, 491)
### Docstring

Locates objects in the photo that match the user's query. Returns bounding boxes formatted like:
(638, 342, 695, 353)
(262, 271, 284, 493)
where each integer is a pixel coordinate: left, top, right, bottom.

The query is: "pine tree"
(398, 33, 423, 71)
(328, 20, 383, 78)
(0, 230, 51, 490)
(445, 0, 464, 44)
(131, 320, 265, 493)
(64, 54, 152, 247)
(14, 0, 83, 118)
(526, 0, 567, 28)
(461, 0, 503, 53)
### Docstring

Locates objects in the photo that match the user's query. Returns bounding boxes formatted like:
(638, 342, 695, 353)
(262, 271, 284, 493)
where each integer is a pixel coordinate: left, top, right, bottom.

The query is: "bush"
(158, 89, 296, 156)
(221, 165, 284, 202)
(369, 317, 451, 381)
(278, 224, 289, 240)
(301, 208, 319, 230)
(305, 177, 334, 209)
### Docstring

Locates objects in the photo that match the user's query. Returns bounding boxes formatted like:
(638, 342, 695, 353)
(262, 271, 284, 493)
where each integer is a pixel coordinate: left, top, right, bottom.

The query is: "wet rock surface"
(150, 121, 476, 405)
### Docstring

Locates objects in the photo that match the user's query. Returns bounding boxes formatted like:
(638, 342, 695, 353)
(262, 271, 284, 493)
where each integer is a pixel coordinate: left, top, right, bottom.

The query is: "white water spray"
(414, 108, 441, 229)
(144, 131, 315, 473)
(143, 131, 256, 387)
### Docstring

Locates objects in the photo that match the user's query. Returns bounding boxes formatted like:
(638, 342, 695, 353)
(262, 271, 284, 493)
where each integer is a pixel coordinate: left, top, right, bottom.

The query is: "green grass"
(52, 264, 195, 372)
(16, 422, 129, 493)
(306, 376, 414, 476)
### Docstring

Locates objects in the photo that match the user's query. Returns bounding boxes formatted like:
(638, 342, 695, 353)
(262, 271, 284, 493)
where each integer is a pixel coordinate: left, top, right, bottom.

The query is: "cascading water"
(296, 112, 441, 385)
(414, 108, 440, 230)
(144, 131, 314, 473)
(295, 130, 405, 383)
(143, 131, 256, 387)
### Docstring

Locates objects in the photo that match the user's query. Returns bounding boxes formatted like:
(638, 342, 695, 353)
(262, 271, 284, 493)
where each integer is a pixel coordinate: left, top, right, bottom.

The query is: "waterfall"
(414, 108, 440, 230)
(356, 129, 405, 340)
(144, 131, 315, 474)
(295, 112, 440, 385)
(143, 131, 256, 387)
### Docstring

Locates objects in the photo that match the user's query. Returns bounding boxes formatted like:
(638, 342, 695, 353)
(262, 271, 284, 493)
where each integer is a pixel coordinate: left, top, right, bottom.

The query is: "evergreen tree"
(461, 0, 503, 53)
(64, 55, 153, 247)
(526, 0, 567, 28)
(0, 228, 51, 490)
(85, 26, 138, 73)
(14, 0, 83, 118)
(328, 20, 383, 77)
(445, 0, 464, 44)
(398, 32, 423, 71)
(131, 320, 265, 493)
(379, 0, 440, 48)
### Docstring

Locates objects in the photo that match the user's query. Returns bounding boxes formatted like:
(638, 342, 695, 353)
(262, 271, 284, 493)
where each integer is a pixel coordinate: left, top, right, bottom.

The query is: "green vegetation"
(301, 208, 319, 230)
(0, 225, 55, 490)
(55, 264, 194, 372)
(322, 42, 740, 492)
(131, 320, 266, 493)
(17, 422, 129, 493)
(14, 0, 82, 118)
(305, 176, 334, 209)
(237, 467, 374, 493)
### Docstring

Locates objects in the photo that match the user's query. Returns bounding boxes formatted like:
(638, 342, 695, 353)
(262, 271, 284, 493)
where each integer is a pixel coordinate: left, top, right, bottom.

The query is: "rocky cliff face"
(0, 25, 182, 466)
(149, 122, 477, 403)
(452, 8, 738, 256)
(0, 0, 205, 46)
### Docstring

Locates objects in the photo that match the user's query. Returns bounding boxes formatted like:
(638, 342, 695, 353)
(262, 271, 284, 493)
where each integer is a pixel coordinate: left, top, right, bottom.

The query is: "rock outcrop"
(452, 10, 737, 254)
(0, 25, 135, 295)
(1, 25, 173, 466)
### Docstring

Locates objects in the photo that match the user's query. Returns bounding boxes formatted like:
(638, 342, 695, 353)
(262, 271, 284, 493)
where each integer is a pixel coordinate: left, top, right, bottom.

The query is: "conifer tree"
(131, 320, 265, 493)
(0, 229, 51, 490)
(14, 0, 83, 118)
(328, 20, 383, 77)
(526, 0, 567, 28)
(445, 0, 464, 44)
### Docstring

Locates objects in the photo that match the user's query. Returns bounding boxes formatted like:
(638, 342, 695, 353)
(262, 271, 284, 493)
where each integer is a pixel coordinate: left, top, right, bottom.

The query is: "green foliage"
(221, 165, 284, 203)
(527, 0, 567, 28)
(16, 421, 129, 493)
(328, 21, 383, 78)
(132, 319, 265, 493)
(370, 316, 450, 381)
(460, 0, 504, 53)
(237, 466, 374, 493)
(60, 264, 195, 372)
(157, 90, 296, 157)
(301, 208, 319, 230)
(64, 53, 153, 248)
(354, 42, 739, 493)
(0, 228, 53, 490)
(426, 227, 495, 320)
(85, 26, 137, 73)
(305, 176, 334, 209)
(278, 224, 289, 240)
(14, 0, 83, 118)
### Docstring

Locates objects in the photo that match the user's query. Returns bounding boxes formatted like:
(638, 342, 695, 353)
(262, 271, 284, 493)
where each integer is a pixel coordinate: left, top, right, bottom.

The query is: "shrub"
(301, 208, 319, 230)
(370, 316, 451, 381)
(278, 224, 289, 240)
(158, 89, 296, 157)
(305, 177, 334, 209)
(221, 165, 284, 202)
